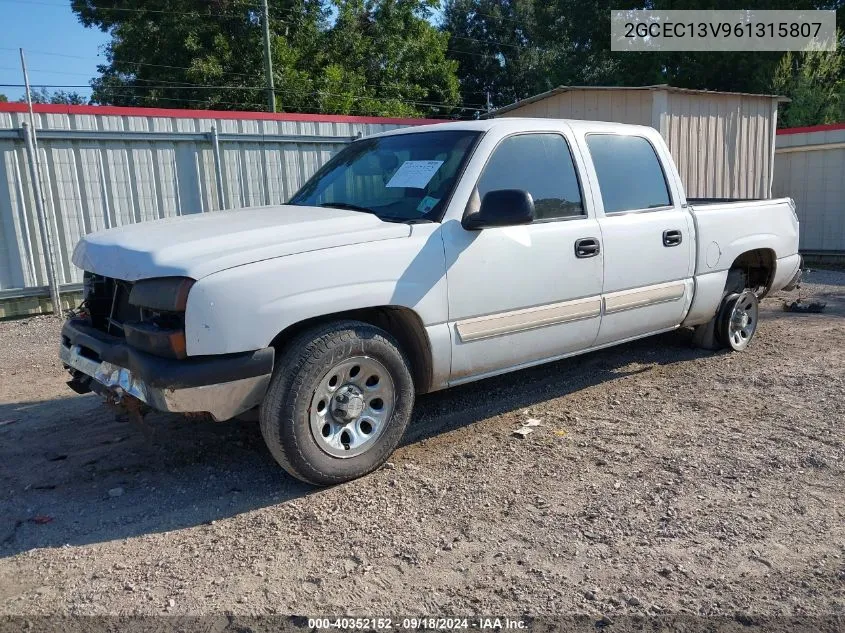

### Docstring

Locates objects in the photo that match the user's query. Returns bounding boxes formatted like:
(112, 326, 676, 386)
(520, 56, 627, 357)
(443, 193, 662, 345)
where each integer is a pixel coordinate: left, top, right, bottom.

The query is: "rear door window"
(586, 134, 672, 213)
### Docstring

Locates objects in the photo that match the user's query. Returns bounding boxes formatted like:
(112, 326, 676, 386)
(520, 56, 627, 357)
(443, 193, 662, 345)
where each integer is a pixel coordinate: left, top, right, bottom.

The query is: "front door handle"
(663, 229, 683, 247)
(575, 237, 601, 258)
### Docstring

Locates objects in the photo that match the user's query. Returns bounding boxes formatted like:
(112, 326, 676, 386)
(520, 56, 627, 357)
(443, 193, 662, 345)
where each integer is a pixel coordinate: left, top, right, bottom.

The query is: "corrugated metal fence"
(774, 123, 845, 254)
(0, 104, 428, 315)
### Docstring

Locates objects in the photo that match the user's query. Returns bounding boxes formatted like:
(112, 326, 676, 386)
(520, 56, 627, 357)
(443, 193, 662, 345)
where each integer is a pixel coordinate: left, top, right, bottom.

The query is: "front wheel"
(260, 320, 414, 486)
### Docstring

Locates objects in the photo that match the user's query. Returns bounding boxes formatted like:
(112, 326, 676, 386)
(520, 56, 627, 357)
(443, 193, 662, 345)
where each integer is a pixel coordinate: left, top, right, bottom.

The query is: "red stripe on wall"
(777, 122, 845, 135)
(0, 102, 444, 126)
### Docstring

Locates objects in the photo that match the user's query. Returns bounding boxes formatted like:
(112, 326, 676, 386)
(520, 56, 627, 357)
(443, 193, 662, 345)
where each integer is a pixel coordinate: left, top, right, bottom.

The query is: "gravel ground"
(0, 270, 843, 622)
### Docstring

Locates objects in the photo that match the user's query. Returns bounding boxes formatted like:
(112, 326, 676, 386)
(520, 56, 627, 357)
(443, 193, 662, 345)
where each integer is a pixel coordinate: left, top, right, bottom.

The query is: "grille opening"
(77, 345, 101, 362)
(83, 273, 141, 336)
(82, 273, 185, 339)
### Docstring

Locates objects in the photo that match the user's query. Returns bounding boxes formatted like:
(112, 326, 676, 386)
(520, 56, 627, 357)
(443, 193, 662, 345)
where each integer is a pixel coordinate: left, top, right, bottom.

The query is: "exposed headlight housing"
(129, 277, 195, 312)
(125, 277, 195, 359)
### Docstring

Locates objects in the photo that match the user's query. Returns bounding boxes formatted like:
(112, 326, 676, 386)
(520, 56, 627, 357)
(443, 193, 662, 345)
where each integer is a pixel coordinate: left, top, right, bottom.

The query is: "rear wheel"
(718, 290, 759, 351)
(260, 320, 414, 486)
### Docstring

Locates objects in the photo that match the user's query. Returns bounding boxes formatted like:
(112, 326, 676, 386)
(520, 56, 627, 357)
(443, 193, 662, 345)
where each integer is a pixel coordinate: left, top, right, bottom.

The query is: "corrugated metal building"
(0, 104, 435, 316)
(493, 84, 787, 200)
(774, 123, 845, 255)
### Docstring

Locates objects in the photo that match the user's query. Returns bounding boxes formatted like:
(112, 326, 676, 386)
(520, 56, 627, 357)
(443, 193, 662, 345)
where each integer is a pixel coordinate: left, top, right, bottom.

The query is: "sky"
(0, 0, 110, 102)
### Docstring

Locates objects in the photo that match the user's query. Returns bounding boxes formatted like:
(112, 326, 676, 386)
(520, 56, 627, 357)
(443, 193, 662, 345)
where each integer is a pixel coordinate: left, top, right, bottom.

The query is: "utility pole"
(20, 48, 62, 319)
(262, 0, 276, 112)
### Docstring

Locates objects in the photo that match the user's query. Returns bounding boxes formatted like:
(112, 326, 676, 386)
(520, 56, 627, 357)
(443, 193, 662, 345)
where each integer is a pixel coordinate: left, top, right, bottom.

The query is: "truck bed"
(687, 197, 799, 276)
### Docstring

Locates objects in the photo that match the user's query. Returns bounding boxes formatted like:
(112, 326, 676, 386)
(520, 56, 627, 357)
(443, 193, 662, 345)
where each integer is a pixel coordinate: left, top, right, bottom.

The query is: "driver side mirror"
(462, 189, 535, 230)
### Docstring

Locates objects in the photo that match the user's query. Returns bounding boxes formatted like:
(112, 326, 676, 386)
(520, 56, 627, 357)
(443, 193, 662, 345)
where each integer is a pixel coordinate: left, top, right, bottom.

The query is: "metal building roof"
(491, 84, 790, 117)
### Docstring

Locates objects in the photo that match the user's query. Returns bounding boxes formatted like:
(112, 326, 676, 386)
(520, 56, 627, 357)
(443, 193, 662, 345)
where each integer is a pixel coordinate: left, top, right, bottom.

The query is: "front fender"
(184, 225, 448, 356)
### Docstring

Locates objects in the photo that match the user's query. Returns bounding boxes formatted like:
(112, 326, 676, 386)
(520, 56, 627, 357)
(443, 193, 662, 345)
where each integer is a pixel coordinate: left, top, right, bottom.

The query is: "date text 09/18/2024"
(307, 618, 527, 630)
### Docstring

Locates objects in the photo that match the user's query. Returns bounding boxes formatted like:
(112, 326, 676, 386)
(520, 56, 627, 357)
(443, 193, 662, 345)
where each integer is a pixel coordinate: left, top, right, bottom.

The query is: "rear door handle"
(575, 237, 601, 258)
(663, 229, 683, 247)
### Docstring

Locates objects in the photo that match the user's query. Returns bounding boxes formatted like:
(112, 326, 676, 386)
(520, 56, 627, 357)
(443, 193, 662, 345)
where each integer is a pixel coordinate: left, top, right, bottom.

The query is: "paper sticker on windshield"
(417, 196, 440, 213)
(386, 160, 444, 189)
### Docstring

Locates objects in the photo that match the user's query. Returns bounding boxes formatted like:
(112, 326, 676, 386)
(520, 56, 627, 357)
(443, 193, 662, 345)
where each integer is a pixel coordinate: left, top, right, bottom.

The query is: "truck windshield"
(289, 130, 480, 222)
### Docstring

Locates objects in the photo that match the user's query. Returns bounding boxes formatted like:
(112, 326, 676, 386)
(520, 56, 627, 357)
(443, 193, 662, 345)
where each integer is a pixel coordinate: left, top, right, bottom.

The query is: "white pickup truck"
(60, 118, 801, 485)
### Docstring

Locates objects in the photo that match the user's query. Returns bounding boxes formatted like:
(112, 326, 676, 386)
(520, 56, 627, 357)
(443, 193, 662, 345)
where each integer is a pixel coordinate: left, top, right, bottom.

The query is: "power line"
(125, 74, 479, 104)
(0, 65, 93, 76)
(0, 2, 546, 58)
(0, 50, 489, 105)
(0, 10, 533, 95)
(1, 36, 519, 94)
(0, 0, 329, 24)
(0, 46, 492, 98)
(457, 7, 532, 27)
(88, 95, 269, 110)
(0, 82, 485, 112)
(449, 34, 553, 55)
(0, 47, 261, 81)
(83, 87, 465, 118)
(0, 0, 264, 20)
(0, 70, 479, 117)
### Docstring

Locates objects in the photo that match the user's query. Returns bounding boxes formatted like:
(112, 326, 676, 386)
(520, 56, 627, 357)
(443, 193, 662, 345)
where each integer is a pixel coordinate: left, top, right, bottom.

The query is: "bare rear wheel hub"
(726, 290, 759, 350)
(731, 312, 750, 329)
(309, 356, 395, 459)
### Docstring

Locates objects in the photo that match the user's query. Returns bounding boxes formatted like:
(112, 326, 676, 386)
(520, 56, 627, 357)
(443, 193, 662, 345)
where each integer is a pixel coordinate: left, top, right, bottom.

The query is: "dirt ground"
(0, 270, 843, 623)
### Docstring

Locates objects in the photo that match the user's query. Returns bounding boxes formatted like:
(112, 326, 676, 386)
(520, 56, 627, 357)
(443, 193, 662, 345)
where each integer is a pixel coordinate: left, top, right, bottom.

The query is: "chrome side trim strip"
(455, 280, 688, 343)
(456, 296, 602, 342)
(603, 280, 687, 315)
(449, 325, 680, 387)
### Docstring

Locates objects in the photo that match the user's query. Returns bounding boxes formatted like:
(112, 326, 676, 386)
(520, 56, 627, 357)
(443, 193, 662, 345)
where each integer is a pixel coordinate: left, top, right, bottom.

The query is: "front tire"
(260, 320, 414, 486)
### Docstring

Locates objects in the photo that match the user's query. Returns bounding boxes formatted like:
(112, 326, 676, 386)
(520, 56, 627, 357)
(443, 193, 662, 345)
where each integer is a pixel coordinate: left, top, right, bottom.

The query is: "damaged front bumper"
(59, 319, 274, 421)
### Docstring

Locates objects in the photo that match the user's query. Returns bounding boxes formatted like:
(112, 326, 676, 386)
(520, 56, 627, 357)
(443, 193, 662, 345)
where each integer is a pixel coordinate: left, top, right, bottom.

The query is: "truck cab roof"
(370, 117, 658, 139)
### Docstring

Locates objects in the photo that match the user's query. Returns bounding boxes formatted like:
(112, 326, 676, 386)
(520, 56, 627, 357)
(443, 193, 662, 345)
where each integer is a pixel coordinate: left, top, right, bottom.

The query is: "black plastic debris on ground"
(783, 300, 827, 313)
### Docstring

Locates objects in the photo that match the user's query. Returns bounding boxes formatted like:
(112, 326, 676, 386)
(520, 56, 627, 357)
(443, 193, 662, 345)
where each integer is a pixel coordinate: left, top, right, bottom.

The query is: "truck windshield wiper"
(318, 202, 377, 215)
(378, 216, 432, 224)
(317, 203, 430, 224)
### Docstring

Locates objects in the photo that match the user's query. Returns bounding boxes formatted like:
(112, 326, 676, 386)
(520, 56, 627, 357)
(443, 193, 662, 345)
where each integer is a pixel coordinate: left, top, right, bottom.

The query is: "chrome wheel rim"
(727, 291, 758, 350)
(309, 356, 395, 459)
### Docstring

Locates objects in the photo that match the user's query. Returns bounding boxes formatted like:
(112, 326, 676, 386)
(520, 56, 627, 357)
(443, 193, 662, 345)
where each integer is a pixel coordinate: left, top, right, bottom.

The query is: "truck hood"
(72, 205, 412, 281)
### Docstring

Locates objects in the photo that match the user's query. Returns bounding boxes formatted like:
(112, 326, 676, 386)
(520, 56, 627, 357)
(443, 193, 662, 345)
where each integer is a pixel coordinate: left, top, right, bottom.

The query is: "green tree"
(16, 87, 89, 105)
(72, 0, 306, 109)
(317, 0, 460, 117)
(441, 0, 555, 113)
(442, 0, 845, 113)
(71, 0, 460, 117)
(773, 46, 845, 128)
(0, 94, 7, 103)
